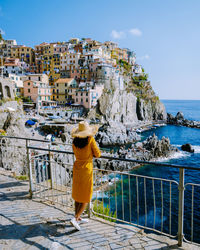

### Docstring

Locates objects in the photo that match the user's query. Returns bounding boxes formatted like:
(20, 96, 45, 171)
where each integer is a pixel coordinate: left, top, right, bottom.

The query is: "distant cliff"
(88, 67, 166, 124)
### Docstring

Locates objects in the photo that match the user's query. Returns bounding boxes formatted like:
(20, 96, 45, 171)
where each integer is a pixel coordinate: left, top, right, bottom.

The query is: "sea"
(105, 100, 200, 243)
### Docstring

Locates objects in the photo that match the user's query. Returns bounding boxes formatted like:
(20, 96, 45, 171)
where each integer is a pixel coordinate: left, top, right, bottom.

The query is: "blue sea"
(106, 100, 200, 243)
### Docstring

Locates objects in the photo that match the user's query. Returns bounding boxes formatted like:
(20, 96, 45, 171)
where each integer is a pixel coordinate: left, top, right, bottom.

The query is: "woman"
(70, 121, 101, 230)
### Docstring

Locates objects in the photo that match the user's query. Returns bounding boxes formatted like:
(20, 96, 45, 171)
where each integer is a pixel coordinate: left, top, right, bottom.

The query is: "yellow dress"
(72, 136, 101, 203)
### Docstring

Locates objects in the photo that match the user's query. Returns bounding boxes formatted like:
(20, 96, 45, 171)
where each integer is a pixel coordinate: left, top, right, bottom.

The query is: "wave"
(155, 150, 190, 162)
(173, 144, 200, 154)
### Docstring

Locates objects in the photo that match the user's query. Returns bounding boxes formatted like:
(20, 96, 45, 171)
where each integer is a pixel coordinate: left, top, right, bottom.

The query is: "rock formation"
(95, 120, 140, 147)
(94, 134, 178, 171)
(181, 143, 194, 153)
(0, 101, 29, 174)
(88, 73, 167, 125)
(167, 112, 200, 128)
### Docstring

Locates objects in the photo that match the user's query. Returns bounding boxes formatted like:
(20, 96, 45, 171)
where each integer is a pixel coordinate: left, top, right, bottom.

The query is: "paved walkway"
(0, 170, 199, 250)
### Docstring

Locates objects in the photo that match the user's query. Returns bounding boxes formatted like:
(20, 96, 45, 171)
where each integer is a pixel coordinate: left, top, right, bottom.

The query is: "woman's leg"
(75, 203, 87, 220)
(75, 201, 80, 215)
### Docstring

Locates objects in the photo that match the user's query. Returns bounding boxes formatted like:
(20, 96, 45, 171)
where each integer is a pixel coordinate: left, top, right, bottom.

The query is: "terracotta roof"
(55, 78, 74, 84)
(4, 63, 18, 67)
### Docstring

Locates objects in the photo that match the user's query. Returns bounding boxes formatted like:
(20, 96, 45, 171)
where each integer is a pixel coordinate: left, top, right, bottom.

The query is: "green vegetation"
(15, 96, 22, 104)
(117, 59, 131, 73)
(93, 200, 116, 222)
(15, 175, 29, 181)
(21, 96, 32, 103)
(0, 32, 3, 42)
(0, 129, 6, 136)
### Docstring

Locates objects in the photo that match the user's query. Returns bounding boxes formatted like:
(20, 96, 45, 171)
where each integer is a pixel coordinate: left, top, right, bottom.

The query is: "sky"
(0, 0, 200, 100)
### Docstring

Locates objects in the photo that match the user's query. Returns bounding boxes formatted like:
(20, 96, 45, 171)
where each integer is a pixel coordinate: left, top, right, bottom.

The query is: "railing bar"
(109, 176, 111, 217)
(128, 175, 131, 222)
(121, 174, 124, 221)
(26, 144, 200, 171)
(152, 179, 156, 229)
(95, 171, 97, 209)
(114, 172, 118, 218)
(169, 182, 172, 235)
(33, 156, 39, 197)
(55, 160, 59, 204)
(91, 209, 177, 238)
(161, 180, 163, 232)
(59, 158, 64, 205)
(191, 185, 194, 242)
(41, 156, 46, 200)
(38, 158, 42, 200)
(101, 174, 104, 214)
(136, 176, 139, 225)
(64, 160, 67, 205)
(144, 177, 147, 227)
(44, 154, 50, 202)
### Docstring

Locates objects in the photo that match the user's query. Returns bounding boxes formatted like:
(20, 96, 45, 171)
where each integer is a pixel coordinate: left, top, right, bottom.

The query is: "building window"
(28, 89, 30, 93)
(86, 98, 88, 102)
(28, 77, 31, 80)
(38, 76, 41, 81)
(28, 82, 30, 86)
(76, 98, 78, 102)
(86, 93, 88, 96)
(76, 93, 78, 96)
(81, 93, 83, 96)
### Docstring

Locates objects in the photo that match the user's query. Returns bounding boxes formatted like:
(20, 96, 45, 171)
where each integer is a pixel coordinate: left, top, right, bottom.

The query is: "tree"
(0, 30, 4, 42)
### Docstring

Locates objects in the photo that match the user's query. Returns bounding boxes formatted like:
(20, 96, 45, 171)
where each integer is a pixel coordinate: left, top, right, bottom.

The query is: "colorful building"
(10, 45, 34, 65)
(23, 77, 51, 108)
(54, 78, 77, 104)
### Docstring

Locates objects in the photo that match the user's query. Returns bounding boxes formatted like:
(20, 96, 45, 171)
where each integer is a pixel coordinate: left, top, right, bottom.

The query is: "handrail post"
(88, 202, 91, 218)
(178, 168, 185, 246)
(48, 143, 53, 189)
(27, 140, 33, 199)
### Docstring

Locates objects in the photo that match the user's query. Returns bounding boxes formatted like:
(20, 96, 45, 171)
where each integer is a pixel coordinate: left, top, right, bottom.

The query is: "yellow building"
(11, 45, 34, 65)
(54, 78, 77, 104)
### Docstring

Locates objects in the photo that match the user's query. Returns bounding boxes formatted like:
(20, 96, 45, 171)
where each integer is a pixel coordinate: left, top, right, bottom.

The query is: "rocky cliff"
(0, 101, 29, 174)
(88, 71, 166, 125)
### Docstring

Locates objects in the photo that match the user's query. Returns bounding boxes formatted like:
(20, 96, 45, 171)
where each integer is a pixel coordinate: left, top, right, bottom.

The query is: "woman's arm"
(91, 137, 101, 158)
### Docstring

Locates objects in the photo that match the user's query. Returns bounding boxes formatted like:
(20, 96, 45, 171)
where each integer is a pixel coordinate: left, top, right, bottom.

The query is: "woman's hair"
(73, 136, 89, 149)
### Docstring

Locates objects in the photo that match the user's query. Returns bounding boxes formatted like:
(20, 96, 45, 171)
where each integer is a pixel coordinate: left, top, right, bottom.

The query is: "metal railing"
(0, 136, 200, 246)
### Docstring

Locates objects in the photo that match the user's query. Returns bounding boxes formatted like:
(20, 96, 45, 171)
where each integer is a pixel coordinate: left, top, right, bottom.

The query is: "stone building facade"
(0, 77, 15, 99)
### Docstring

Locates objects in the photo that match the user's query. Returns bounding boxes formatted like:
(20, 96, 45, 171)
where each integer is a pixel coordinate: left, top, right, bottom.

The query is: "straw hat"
(71, 121, 99, 138)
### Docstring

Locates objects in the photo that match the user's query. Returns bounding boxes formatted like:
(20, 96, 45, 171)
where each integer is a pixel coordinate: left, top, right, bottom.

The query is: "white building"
(8, 73, 24, 96)
(60, 52, 81, 71)
(21, 73, 49, 84)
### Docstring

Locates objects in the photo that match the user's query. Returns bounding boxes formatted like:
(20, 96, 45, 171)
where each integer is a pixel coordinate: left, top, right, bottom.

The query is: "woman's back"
(73, 136, 101, 162)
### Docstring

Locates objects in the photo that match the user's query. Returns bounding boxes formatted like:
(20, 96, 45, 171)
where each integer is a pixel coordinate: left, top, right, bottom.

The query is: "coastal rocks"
(0, 101, 29, 174)
(167, 112, 200, 128)
(94, 134, 178, 172)
(95, 121, 140, 147)
(181, 143, 194, 153)
(142, 134, 178, 158)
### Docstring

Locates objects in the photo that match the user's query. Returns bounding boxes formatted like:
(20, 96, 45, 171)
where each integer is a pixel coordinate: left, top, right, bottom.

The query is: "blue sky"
(0, 0, 200, 100)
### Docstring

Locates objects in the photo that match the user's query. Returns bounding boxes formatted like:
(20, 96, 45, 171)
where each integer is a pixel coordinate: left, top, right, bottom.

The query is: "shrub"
(93, 200, 116, 222)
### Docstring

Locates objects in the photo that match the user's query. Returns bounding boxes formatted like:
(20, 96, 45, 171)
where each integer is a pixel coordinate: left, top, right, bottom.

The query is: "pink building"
(73, 84, 104, 109)
(23, 80, 51, 108)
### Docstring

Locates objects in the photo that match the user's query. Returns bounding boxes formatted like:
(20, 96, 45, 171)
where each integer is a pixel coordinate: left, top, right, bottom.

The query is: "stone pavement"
(0, 170, 199, 250)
